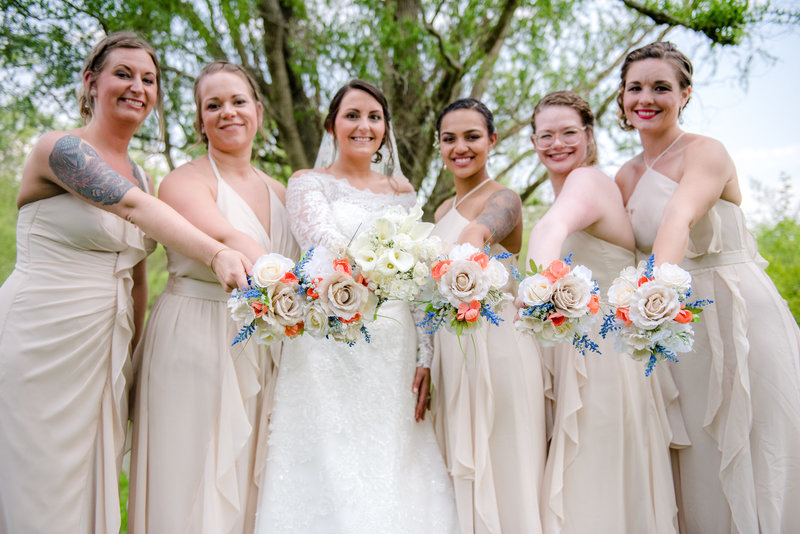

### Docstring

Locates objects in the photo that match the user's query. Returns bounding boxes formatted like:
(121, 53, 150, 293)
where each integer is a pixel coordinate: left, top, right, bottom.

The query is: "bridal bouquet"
(347, 201, 442, 302)
(229, 253, 305, 346)
(294, 246, 378, 345)
(515, 256, 601, 355)
(419, 243, 510, 336)
(599, 256, 711, 376)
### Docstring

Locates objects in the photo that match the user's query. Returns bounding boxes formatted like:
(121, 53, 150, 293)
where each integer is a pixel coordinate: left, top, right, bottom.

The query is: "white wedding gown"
(255, 171, 458, 534)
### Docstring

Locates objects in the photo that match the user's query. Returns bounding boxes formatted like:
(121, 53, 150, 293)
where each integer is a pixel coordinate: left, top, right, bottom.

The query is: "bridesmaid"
(0, 34, 249, 534)
(615, 41, 800, 533)
(430, 98, 546, 534)
(525, 90, 679, 534)
(128, 61, 298, 534)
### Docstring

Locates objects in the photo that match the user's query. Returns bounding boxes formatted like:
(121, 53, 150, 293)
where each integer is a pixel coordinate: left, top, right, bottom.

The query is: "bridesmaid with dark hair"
(431, 97, 546, 534)
(616, 41, 800, 533)
(0, 34, 249, 534)
(128, 60, 298, 534)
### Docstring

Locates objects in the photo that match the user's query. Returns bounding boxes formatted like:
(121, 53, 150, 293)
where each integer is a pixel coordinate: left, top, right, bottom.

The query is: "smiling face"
(329, 88, 386, 161)
(438, 108, 497, 181)
(197, 70, 262, 152)
(87, 48, 158, 127)
(622, 58, 691, 134)
(532, 105, 590, 178)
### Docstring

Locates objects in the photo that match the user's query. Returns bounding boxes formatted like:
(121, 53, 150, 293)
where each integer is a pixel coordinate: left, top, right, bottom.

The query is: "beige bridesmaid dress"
(128, 162, 298, 534)
(540, 231, 680, 534)
(0, 192, 155, 533)
(430, 205, 546, 534)
(627, 166, 800, 533)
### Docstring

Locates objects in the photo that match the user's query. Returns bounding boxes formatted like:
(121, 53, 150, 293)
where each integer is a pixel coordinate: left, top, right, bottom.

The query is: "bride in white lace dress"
(255, 80, 458, 533)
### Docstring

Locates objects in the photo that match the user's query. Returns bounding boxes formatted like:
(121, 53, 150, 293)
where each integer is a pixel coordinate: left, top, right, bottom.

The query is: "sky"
(617, 24, 800, 221)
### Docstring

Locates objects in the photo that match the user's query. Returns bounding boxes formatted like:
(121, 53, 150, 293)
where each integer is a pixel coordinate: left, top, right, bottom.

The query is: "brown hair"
(616, 41, 693, 131)
(193, 60, 266, 147)
(436, 98, 496, 137)
(530, 90, 598, 167)
(79, 32, 164, 135)
(324, 79, 393, 165)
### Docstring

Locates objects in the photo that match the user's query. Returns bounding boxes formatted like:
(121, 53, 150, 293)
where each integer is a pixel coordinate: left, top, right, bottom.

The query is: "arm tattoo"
(48, 134, 135, 205)
(475, 189, 521, 242)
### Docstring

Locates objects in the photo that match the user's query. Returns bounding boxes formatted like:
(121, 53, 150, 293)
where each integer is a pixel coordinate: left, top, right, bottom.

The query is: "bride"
(255, 80, 458, 533)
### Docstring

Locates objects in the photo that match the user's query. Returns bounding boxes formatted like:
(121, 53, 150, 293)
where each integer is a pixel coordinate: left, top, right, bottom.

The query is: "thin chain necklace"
(644, 132, 685, 169)
(453, 178, 492, 210)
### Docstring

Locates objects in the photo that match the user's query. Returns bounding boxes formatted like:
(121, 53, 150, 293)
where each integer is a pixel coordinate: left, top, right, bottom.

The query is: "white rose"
(628, 282, 681, 329)
(654, 263, 692, 296)
(537, 318, 574, 345)
(227, 295, 255, 324)
(618, 329, 654, 359)
(518, 274, 553, 306)
(252, 253, 295, 287)
(412, 262, 429, 286)
(448, 243, 480, 261)
(551, 275, 592, 318)
(607, 277, 637, 308)
(438, 259, 490, 306)
(303, 301, 330, 338)
(485, 258, 509, 289)
(570, 265, 593, 284)
(620, 265, 640, 284)
(253, 319, 282, 345)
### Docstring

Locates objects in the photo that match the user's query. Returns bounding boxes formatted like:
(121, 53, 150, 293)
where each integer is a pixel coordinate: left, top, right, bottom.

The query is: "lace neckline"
(306, 170, 415, 198)
(453, 178, 492, 209)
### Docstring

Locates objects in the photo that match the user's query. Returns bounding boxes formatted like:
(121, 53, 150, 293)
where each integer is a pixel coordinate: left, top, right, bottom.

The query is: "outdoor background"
(1, 3, 798, 529)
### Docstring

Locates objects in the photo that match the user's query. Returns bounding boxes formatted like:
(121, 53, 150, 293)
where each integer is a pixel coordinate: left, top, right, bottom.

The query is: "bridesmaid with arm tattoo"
(0, 33, 249, 534)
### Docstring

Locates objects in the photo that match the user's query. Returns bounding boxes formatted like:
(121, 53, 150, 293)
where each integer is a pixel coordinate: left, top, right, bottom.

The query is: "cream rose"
(607, 276, 637, 308)
(448, 243, 480, 261)
(253, 319, 282, 345)
(551, 276, 592, 318)
(252, 253, 295, 287)
(518, 273, 553, 306)
(628, 282, 681, 329)
(438, 259, 490, 306)
(268, 282, 304, 326)
(485, 258, 509, 289)
(317, 271, 369, 321)
(303, 301, 329, 338)
(654, 263, 692, 295)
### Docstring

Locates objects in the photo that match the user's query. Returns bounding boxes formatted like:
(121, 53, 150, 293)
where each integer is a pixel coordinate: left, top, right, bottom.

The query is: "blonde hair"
(192, 61, 266, 147)
(531, 90, 598, 167)
(78, 32, 164, 136)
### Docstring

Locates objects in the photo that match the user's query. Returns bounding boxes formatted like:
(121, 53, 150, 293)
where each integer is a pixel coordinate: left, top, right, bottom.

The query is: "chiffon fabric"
(128, 171, 298, 534)
(539, 230, 680, 534)
(430, 205, 546, 534)
(255, 172, 458, 534)
(627, 167, 800, 534)
(0, 192, 154, 533)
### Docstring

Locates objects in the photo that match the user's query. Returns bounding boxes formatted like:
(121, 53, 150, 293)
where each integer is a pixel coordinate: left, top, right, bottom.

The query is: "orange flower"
(431, 260, 453, 280)
(252, 301, 268, 318)
(457, 300, 481, 322)
(543, 260, 570, 283)
(280, 271, 298, 284)
(357, 274, 369, 286)
(674, 308, 693, 324)
(615, 306, 632, 326)
(587, 294, 600, 314)
(638, 275, 651, 287)
(340, 312, 361, 324)
(284, 322, 304, 337)
(468, 252, 490, 269)
(333, 259, 352, 275)
(306, 277, 322, 299)
(548, 312, 566, 326)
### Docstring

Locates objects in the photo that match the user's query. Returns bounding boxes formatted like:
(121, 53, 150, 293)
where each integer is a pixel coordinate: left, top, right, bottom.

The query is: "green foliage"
(752, 174, 800, 323)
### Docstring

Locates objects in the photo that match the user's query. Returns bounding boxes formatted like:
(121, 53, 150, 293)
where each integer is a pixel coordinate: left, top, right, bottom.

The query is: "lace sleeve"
(286, 173, 348, 251)
(411, 304, 433, 368)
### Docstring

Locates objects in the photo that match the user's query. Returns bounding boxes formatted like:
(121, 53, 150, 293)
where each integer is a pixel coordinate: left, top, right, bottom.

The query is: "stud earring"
(90, 89, 97, 96)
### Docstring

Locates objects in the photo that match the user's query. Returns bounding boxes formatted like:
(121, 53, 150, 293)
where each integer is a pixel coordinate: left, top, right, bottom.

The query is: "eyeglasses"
(532, 126, 587, 149)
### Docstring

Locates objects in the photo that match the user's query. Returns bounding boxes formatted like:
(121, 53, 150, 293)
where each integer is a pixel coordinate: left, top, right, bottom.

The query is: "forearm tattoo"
(475, 189, 521, 242)
(48, 134, 136, 205)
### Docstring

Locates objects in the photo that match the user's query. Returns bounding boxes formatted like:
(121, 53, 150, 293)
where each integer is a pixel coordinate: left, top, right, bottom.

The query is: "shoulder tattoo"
(48, 135, 135, 205)
(475, 189, 521, 242)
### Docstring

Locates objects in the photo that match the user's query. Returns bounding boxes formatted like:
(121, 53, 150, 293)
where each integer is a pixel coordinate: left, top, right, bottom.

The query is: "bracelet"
(209, 246, 231, 269)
